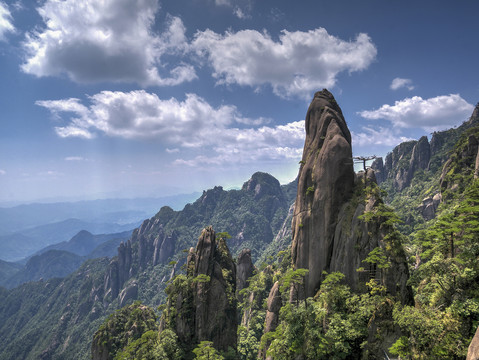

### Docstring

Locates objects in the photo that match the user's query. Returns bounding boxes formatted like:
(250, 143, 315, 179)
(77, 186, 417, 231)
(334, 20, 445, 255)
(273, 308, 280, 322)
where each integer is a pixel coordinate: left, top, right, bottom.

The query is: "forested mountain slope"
(0, 172, 295, 359)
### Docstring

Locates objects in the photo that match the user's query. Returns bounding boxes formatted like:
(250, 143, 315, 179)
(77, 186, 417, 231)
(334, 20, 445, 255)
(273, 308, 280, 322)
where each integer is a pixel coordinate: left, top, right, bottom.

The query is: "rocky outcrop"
(467, 326, 479, 360)
(264, 281, 281, 334)
(290, 90, 411, 303)
(384, 140, 416, 190)
(409, 136, 430, 174)
(383, 137, 431, 191)
(236, 248, 255, 299)
(119, 281, 138, 307)
(416, 193, 442, 221)
(371, 157, 385, 184)
(133, 219, 177, 271)
(92, 302, 158, 360)
(259, 281, 282, 360)
(103, 219, 177, 302)
(383, 103, 479, 192)
(291, 89, 355, 298)
(464, 134, 479, 158)
(330, 170, 412, 303)
(164, 227, 237, 352)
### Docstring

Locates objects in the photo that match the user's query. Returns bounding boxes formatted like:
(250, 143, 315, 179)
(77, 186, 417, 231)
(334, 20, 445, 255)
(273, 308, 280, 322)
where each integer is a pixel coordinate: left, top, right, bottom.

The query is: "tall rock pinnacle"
(291, 89, 355, 297)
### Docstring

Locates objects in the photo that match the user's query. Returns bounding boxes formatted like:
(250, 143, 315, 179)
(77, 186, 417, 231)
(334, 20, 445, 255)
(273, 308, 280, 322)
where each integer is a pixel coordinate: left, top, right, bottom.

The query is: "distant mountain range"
(0, 229, 132, 289)
(0, 192, 199, 262)
(0, 218, 137, 262)
(0, 193, 200, 235)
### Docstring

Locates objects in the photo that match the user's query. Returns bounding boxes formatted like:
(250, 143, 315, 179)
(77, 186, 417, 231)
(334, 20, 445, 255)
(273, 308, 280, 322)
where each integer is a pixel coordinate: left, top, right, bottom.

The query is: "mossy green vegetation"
(377, 119, 479, 358)
(263, 271, 393, 359)
(92, 301, 184, 360)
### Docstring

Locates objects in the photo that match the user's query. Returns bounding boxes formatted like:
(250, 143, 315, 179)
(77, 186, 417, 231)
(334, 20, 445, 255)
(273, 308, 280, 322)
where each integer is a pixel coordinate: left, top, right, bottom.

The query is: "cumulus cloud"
(390, 77, 414, 91)
(352, 126, 412, 147)
(0, 2, 15, 41)
(37, 91, 305, 165)
(21, 0, 195, 86)
(358, 94, 474, 131)
(192, 27, 377, 98)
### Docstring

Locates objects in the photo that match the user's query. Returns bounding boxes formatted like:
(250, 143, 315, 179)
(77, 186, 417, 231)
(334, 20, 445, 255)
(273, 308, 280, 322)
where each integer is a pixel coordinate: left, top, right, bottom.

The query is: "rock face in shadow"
(236, 248, 255, 300)
(291, 89, 355, 298)
(330, 170, 412, 304)
(409, 136, 431, 176)
(164, 227, 237, 352)
(371, 157, 386, 184)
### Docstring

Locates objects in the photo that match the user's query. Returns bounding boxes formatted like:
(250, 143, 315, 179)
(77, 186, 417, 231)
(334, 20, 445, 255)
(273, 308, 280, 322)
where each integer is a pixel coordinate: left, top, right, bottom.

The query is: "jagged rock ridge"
(103, 220, 177, 302)
(375, 102, 479, 190)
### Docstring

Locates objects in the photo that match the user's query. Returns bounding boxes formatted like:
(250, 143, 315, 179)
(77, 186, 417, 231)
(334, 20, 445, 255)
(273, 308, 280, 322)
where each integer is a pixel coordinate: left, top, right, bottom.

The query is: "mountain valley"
(1, 91, 479, 359)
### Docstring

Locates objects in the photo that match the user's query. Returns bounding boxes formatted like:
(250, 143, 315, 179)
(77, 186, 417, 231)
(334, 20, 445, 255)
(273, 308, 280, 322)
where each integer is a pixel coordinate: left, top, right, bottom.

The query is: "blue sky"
(0, 0, 478, 204)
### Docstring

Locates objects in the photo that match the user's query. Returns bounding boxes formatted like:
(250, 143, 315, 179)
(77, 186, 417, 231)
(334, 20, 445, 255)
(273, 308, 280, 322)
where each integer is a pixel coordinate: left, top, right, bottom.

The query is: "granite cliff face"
(378, 137, 430, 190)
(236, 248, 255, 300)
(291, 90, 411, 301)
(103, 220, 177, 302)
(330, 170, 412, 303)
(376, 102, 479, 193)
(291, 89, 355, 298)
(162, 227, 237, 352)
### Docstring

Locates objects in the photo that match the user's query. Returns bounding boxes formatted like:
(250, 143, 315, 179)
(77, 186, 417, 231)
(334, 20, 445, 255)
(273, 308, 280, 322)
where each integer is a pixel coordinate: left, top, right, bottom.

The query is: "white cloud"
(0, 2, 15, 41)
(233, 7, 250, 19)
(21, 0, 195, 86)
(358, 94, 474, 131)
(173, 120, 305, 166)
(192, 27, 377, 98)
(390, 77, 414, 91)
(65, 156, 86, 161)
(352, 126, 412, 147)
(0, 169, 6, 175)
(37, 91, 305, 165)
